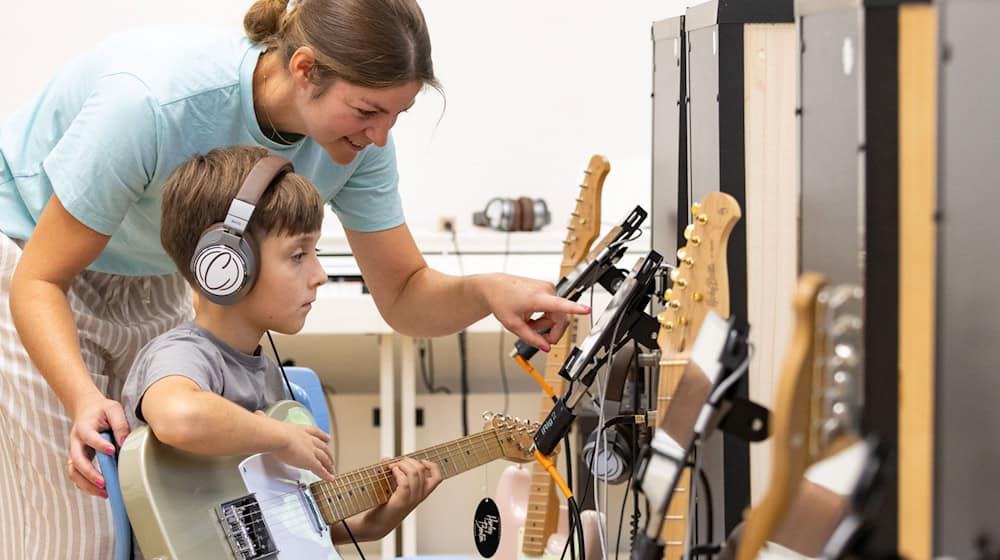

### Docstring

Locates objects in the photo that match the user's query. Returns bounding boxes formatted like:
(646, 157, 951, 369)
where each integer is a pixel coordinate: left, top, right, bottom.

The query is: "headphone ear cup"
(582, 425, 634, 485)
(191, 223, 255, 305)
(517, 197, 535, 231)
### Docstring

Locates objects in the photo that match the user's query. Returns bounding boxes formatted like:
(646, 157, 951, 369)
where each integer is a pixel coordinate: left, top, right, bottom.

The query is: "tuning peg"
(691, 202, 702, 215)
(482, 411, 495, 421)
(664, 288, 673, 301)
(684, 224, 695, 240)
(692, 292, 703, 302)
(675, 278, 688, 289)
(690, 235, 702, 246)
(668, 299, 681, 310)
(683, 256, 695, 267)
(670, 268, 681, 282)
(676, 248, 688, 261)
(697, 213, 709, 225)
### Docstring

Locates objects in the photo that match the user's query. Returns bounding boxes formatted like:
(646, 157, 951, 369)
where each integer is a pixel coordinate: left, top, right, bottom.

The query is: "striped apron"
(0, 233, 192, 559)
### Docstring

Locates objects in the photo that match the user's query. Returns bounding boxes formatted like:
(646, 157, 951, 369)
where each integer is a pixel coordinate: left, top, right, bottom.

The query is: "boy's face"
(242, 230, 326, 334)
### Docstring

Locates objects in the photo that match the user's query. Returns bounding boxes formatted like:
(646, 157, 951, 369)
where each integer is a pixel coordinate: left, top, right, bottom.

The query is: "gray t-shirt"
(122, 321, 289, 428)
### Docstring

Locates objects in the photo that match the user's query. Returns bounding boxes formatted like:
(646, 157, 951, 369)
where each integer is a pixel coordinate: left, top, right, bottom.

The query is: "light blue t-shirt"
(0, 25, 405, 276)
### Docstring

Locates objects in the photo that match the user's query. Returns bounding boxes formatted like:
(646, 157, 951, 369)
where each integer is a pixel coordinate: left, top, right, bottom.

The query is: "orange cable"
(533, 449, 573, 499)
(514, 355, 556, 399)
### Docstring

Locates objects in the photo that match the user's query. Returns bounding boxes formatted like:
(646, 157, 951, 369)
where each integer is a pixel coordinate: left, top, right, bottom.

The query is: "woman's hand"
(477, 273, 591, 351)
(66, 394, 130, 498)
(354, 457, 443, 540)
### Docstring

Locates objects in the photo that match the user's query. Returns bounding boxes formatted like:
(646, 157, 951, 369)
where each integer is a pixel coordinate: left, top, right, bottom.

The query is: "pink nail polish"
(106, 447, 115, 454)
(541, 345, 550, 353)
(120, 436, 127, 445)
(582, 305, 592, 313)
(96, 479, 105, 489)
(99, 491, 108, 499)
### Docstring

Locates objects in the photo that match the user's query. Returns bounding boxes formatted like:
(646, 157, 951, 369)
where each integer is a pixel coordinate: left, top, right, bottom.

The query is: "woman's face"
(299, 80, 422, 165)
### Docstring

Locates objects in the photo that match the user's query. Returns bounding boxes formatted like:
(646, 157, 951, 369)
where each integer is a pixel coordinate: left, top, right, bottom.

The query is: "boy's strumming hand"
(265, 414, 336, 481)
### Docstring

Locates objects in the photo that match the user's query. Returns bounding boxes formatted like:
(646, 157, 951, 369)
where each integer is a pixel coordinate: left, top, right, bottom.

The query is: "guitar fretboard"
(311, 429, 505, 525)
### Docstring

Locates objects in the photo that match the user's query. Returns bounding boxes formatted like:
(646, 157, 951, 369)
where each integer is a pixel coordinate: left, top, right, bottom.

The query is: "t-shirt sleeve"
(42, 72, 160, 236)
(327, 133, 406, 232)
(123, 339, 225, 425)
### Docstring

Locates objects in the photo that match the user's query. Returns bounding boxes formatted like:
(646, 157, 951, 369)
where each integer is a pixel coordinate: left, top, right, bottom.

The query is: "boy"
(121, 146, 441, 545)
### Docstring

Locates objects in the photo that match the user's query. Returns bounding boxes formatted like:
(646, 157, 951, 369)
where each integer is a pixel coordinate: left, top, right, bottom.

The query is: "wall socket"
(438, 216, 456, 232)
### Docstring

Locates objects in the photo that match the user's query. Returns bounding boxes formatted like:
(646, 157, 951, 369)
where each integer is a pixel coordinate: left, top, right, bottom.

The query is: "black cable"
(564, 433, 576, 560)
(458, 330, 469, 437)
(342, 520, 367, 560)
(266, 331, 295, 401)
(698, 459, 714, 545)
(419, 339, 451, 394)
(615, 473, 632, 558)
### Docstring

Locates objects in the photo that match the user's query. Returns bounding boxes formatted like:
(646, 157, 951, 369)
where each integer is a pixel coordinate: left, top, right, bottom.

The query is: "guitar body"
(120, 400, 336, 560)
(494, 465, 604, 560)
(121, 403, 537, 560)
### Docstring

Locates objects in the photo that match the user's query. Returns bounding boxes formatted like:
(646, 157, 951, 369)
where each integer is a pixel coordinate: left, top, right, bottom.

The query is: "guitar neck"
(312, 429, 506, 524)
(656, 357, 692, 554)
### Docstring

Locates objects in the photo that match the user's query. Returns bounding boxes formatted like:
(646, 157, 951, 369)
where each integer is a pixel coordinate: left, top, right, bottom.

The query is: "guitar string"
(227, 434, 511, 532)
(235, 434, 498, 528)
(246, 429, 503, 511)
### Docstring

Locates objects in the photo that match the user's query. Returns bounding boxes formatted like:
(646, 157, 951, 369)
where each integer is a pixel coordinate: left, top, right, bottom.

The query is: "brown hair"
(161, 146, 323, 287)
(244, 0, 438, 93)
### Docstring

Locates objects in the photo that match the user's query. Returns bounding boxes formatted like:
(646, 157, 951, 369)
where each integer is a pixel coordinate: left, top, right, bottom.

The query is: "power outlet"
(438, 216, 456, 232)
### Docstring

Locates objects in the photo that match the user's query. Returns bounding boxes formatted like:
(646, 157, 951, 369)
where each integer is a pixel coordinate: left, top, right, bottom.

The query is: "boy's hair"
(161, 146, 323, 287)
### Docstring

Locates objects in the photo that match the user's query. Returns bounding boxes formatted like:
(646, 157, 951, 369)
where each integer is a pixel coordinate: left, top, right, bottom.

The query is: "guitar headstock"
(811, 283, 865, 458)
(561, 155, 610, 269)
(656, 192, 742, 355)
(482, 412, 539, 464)
(736, 274, 865, 560)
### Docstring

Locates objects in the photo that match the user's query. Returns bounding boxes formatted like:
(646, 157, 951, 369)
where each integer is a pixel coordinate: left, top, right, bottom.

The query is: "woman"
(0, 0, 588, 556)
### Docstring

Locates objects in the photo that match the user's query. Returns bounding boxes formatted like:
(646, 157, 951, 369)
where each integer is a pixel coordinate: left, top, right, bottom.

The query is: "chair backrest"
(283, 366, 331, 434)
(96, 432, 133, 560)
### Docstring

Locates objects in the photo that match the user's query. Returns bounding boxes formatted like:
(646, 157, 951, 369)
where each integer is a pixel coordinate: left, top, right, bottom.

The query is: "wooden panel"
(743, 23, 799, 505)
(898, 5, 936, 558)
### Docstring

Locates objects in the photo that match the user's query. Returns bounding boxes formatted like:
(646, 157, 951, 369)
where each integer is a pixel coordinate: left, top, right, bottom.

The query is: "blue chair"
(97, 366, 330, 560)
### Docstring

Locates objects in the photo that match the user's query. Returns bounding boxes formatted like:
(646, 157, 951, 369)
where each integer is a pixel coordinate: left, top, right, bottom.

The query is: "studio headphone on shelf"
(190, 155, 294, 305)
(472, 196, 551, 232)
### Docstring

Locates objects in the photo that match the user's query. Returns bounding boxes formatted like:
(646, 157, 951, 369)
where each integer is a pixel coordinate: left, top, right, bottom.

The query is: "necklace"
(260, 72, 298, 145)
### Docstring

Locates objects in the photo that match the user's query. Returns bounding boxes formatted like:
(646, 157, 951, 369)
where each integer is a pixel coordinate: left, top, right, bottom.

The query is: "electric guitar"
(655, 192, 741, 557)
(494, 155, 609, 560)
(735, 274, 874, 559)
(120, 401, 536, 560)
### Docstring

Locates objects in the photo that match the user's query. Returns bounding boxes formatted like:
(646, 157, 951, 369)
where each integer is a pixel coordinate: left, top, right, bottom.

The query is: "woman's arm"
(141, 376, 335, 480)
(9, 194, 123, 495)
(345, 224, 590, 349)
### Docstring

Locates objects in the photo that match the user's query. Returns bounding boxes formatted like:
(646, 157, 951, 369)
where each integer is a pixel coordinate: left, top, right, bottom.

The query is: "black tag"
(473, 497, 501, 558)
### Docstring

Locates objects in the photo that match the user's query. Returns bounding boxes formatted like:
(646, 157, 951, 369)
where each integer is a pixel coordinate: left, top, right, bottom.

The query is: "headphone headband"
(222, 155, 294, 236)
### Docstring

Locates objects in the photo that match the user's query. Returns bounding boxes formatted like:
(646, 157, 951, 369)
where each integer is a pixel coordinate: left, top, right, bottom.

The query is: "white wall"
(2, 1, 699, 237)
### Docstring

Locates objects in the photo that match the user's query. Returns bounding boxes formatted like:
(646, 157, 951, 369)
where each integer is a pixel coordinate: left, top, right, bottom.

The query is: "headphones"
(472, 196, 551, 232)
(582, 343, 642, 485)
(190, 155, 294, 305)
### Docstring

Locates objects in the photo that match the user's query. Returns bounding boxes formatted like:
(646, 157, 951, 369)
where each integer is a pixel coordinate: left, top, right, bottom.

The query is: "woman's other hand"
(66, 394, 130, 498)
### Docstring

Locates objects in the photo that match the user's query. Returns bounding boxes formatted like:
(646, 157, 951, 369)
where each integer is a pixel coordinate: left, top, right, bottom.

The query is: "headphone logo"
(193, 245, 246, 297)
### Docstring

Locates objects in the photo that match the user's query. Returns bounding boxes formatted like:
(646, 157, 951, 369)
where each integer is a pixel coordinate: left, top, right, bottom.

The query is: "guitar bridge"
(217, 494, 279, 560)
